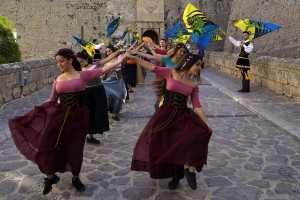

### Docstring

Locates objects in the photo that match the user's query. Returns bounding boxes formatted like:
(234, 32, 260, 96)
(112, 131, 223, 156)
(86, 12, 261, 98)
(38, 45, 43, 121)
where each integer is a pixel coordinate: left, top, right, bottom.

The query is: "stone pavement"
(201, 68, 300, 141)
(0, 68, 300, 200)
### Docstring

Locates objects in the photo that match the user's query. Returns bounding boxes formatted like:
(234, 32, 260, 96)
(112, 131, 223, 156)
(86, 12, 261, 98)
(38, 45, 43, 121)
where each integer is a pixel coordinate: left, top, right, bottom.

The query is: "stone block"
(29, 83, 37, 93)
(274, 82, 283, 94)
(36, 80, 44, 90)
(6, 73, 18, 90)
(12, 88, 21, 99)
(251, 75, 262, 86)
(292, 85, 300, 99)
(251, 66, 258, 75)
(288, 71, 300, 87)
(42, 79, 48, 85)
(276, 70, 288, 84)
(22, 86, 30, 96)
(283, 85, 293, 98)
(257, 66, 266, 77)
(261, 79, 275, 92)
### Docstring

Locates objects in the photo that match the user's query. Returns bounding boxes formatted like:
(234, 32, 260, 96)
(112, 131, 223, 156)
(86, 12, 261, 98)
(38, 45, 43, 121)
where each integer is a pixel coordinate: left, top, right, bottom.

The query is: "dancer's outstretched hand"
(118, 49, 126, 53)
(128, 49, 138, 55)
(122, 53, 135, 62)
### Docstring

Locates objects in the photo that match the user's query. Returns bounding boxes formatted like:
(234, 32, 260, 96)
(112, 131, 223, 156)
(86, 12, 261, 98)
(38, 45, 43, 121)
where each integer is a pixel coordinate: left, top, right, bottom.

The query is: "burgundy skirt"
(8, 93, 89, 176)
(131, 91, 212, 179)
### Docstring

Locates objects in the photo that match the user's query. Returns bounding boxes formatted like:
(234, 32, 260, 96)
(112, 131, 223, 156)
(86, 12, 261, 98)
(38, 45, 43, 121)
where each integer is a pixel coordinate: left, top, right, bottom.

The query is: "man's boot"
(242, 80, 250, 92)
(238, 80, 246, 92)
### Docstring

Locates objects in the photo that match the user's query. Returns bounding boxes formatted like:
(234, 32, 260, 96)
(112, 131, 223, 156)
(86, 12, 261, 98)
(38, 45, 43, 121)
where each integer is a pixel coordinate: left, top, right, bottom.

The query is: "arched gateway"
(142, 30, 159, 44)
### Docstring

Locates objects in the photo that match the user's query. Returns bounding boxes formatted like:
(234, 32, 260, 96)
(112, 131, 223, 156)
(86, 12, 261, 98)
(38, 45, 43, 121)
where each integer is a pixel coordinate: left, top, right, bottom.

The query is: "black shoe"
(129, 90, 134, 93)
(238, 79, 246, 92)
(184, 168, 197, 190)
(241, 90, 249, 93)
(168, 178, 179, 190)
(86, 136, 100, 144)
(43, 174, 60, 195)
(72, 178, 85, 192)
(241, 80, 250, 92)
(112, 115, 120, 121)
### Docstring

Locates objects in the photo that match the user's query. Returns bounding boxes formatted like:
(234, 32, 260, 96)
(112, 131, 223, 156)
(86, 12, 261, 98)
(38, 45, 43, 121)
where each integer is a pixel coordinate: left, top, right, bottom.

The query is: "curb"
(202, 76, 300, 142)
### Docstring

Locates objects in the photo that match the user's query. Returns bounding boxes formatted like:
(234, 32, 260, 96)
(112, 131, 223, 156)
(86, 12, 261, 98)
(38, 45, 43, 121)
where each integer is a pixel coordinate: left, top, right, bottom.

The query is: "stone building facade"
(1, 0, 299, 60)
(0, 0, 232, 61)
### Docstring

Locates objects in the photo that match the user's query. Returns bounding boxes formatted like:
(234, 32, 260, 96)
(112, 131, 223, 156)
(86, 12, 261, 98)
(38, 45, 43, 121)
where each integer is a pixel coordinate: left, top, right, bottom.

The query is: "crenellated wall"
(0, 59, 59, 107)
(204, 52, 300, 101)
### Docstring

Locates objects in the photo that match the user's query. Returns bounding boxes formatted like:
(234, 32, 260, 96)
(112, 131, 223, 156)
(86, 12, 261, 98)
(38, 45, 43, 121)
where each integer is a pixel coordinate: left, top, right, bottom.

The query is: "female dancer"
(124, 52, 212, 190)
(123, 48, 137, 93)
(8, 48, 123, 195)
(131, 42, 186, 68)
(131, 42, 187, 109)
(76, 50, 109, 144)
(102, 46, 127, 121)
(166, 43, 172, 51)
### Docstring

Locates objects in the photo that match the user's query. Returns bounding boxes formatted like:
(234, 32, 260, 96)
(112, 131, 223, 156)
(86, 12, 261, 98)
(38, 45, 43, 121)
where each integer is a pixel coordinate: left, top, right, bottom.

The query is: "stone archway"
(142, 30, 159, 44)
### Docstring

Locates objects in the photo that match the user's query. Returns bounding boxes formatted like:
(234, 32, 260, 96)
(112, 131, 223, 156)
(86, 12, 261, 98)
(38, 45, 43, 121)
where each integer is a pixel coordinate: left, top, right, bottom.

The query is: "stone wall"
(224, 0, 300, 59)
(1, 0, 298, 61)
(0, 0, 233, 61)
(204, 52, 300, 101)
(0, 59, 59, 107)
(0, 0, 108, 61)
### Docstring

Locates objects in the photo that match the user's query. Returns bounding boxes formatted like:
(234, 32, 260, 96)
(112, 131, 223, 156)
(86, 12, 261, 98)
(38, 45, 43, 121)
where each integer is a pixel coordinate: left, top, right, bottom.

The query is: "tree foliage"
(0, 15, 22, 64)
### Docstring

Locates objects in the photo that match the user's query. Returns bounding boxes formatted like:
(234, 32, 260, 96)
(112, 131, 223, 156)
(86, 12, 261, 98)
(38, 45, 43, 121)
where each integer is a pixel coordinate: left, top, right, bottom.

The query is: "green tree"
(0, 14, 22, 64)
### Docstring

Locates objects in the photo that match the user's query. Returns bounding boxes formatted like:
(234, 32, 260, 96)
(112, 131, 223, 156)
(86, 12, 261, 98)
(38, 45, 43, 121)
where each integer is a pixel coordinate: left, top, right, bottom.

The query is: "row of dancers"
(8, 40, 212, 195)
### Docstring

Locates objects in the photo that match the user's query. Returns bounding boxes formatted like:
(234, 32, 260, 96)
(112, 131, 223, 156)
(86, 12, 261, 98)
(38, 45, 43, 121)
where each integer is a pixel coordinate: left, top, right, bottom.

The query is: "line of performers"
(8, 40, 213, 195)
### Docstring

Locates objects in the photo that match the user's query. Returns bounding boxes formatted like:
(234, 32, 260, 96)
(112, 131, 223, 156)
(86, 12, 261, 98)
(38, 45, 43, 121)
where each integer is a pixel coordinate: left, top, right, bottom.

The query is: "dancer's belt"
(162, 89, 187, 109)
(59, 91, 86, 109)
(86, 77, 102, 88)
(107, 70, 122, 80)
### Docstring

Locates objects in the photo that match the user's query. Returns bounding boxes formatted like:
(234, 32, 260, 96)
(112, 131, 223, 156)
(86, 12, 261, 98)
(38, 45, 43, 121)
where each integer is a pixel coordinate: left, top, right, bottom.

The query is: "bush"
(0, 15, 22, 64)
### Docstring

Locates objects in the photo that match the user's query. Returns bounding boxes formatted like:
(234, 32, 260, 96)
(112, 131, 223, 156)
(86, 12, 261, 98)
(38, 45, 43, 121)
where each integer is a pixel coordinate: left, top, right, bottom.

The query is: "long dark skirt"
(86, 85, 109, 134)
(131, 106, 212, 180)
(124, 63, 137, 87)
(8, 101, 88, 176)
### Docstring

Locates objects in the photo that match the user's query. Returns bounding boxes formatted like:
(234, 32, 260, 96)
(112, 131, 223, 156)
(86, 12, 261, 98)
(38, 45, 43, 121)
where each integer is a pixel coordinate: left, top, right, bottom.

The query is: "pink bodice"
(48, 68, 103, 102)
(152, 66, 201, 108)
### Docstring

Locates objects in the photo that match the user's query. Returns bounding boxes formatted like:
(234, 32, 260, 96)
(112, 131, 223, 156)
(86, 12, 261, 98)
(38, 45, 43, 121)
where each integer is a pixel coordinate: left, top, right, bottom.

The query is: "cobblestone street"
(0, 68, 300, 200)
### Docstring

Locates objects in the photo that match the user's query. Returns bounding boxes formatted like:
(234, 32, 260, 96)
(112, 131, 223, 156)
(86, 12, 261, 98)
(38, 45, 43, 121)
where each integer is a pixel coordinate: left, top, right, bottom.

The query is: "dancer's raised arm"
(134, 41, 147, 51)
(128, 48, 163, 63)
(102, 59, 123, 73)
(123, 53, 155, 71)
(95, 49, 125, 66)
(128, 40, 139, 51)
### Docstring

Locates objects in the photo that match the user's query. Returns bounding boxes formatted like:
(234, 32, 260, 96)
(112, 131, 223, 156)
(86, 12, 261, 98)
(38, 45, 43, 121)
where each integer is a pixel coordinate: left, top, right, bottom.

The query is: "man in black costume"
(93, 39, 104, 60)
(226, 31, 254, 92)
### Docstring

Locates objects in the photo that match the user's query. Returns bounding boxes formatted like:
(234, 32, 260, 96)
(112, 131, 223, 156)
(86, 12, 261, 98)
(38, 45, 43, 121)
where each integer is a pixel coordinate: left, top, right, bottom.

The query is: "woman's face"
(77, 57, 88, 67)
(188, 59, 202, 75)
(167, 45, 171, 51)
(106, 48, 113, 56)
(175, 47, 186, 58)
(56, 55, 72, 72)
